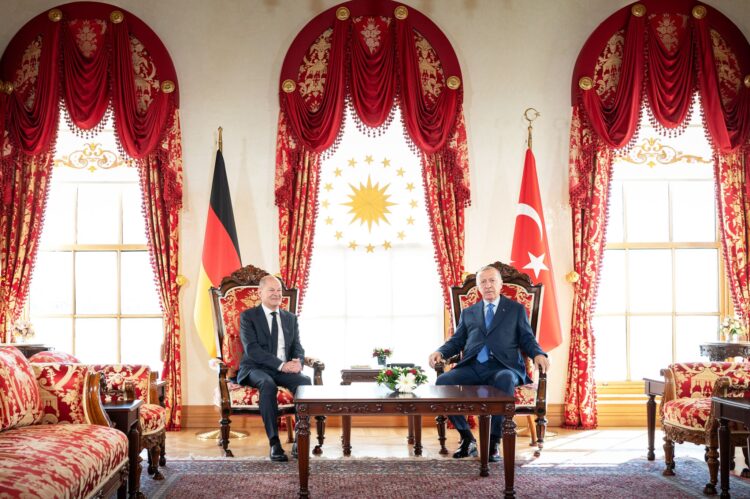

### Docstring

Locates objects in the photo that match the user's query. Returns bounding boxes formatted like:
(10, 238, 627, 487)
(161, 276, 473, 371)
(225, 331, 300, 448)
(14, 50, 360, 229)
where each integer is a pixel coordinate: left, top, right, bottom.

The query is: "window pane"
(28, 251, 73, 314)
(122, 184, 147, 244)
(121, 318, 163, 372)
(75, 252, 117, 314)
(630, 316, 672, 380)
(344, 252, 392, 317)
(592, 316, 627, 381)
(675, 249, 718, 313)
(40, 183, 75, 246)
(624, 182, 669, 242)
(75, 318, 117, 363)
(77, 184, 120, 243)
(121, 252, 161, 314)
(31, 318, 73, 355)
(392, 247, 442, 316)
(628, 250, 672, 313)
(606, 183, 624, 243)
(303, 248, 347, 317)
(677, 316, 719, 362)
(595, 250, 626, 314)
(672, 182, 716, 242)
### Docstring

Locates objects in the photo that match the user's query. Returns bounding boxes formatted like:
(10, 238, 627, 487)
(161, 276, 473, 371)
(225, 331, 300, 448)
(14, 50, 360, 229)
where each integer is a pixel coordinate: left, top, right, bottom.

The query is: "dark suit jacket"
(437, 296, 545, 385)
(236, 305, 305, 386)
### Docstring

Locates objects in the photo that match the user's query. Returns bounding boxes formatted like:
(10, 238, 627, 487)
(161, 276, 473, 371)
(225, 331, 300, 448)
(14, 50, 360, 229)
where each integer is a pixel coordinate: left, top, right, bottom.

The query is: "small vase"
(377, 355, 387, 366)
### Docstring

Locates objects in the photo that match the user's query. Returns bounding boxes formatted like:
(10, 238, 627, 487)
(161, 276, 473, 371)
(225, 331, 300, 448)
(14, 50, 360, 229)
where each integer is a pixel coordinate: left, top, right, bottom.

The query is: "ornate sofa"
(0, 346, 129, 498)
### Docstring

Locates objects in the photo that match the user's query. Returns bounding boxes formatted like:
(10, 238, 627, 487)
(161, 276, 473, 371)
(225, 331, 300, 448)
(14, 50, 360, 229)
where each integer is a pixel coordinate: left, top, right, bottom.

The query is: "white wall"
(2, 0, 749, 407)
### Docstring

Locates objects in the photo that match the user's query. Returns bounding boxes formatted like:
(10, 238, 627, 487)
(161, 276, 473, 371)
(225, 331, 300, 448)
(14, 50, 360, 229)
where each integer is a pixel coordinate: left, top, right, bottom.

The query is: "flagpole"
(523, 108, 540, 150)
(218, 126, 223, 153)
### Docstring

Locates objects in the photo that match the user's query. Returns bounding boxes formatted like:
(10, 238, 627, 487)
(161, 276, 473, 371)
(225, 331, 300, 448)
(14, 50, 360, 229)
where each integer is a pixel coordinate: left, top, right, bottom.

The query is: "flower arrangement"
(721, 317, 746, 342)
(376, 366, 428, 393)
(12, 320, 35, 343)
(372, 348, 393, 358)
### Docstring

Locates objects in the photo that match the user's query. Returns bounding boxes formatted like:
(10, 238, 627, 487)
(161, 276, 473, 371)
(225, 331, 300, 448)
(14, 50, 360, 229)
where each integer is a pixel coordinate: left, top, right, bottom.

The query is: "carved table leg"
(706, 443, 719, 495)
(297, 412, 310, 498)
(342, 415, 352, 456)
(663, 435, 675, 476)
(646, 394, 656, 461)
(413, 415, 422, 456)
(129, 421, 144, 498)
(408, 415, 415, 445)
(502, 406, 517, 499)
(719, 418, 730, 499)
(313, 415, 325, 455)
(478, 414, 490, 477)
(436, 415, 448, 455)
(742, 441, 750, 478)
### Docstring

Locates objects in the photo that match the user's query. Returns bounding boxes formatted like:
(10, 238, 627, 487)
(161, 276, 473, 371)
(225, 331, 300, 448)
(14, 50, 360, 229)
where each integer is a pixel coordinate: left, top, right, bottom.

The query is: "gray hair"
(259, 274, 282, 289)
(476, 265, 502, 282)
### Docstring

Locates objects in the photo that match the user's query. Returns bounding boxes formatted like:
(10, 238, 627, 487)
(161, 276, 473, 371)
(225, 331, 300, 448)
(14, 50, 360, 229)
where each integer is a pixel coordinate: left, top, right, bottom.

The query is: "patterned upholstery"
(662, 398, 711, 430)
(669, 362, 750, 399)
(33, 364, 91, 425)
(514, 383, 537, 407)
(28, 351, 80, 363)
(140, 403, 167, 436)
(214, 383, 295, 409)
(91, 364, 152, 404)
(0, 347, 43, 431)
(0, 424, 128, 498)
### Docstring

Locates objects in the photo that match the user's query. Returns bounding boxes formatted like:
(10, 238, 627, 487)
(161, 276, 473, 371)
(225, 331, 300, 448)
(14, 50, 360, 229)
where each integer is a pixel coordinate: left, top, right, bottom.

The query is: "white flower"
(395, 372, 416, 392)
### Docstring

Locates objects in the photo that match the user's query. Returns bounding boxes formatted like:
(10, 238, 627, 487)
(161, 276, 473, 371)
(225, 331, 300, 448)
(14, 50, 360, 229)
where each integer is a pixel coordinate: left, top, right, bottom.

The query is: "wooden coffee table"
(295, 384, 516, 498)
(713, 396, 750, 498)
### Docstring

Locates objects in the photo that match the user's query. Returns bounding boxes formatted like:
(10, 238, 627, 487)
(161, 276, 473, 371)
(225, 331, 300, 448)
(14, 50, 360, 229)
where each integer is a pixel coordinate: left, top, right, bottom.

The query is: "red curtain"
(567, 1, 750, 428)
(276, 1, 469, 306)
(0, 3, 183, 429)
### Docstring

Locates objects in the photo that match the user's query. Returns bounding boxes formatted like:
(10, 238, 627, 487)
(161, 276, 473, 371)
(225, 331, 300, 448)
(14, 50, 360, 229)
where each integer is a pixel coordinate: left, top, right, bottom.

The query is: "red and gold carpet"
(140, 457, 750, 498)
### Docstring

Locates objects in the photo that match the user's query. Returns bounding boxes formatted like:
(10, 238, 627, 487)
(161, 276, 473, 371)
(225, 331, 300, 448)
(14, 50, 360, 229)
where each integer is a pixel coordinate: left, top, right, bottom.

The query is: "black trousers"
(245, 368, 311, 442)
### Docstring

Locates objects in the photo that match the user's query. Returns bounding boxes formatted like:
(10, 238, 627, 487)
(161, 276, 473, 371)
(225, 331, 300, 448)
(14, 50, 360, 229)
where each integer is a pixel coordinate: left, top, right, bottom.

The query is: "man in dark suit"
(429, 265, 549, 462)
(237, 275, 311, 462)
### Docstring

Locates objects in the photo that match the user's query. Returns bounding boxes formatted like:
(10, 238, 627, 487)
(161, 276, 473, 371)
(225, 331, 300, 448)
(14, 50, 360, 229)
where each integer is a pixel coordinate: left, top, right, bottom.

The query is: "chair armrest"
(216, 359, 231, 420)
(434, 354, 460, 375)
(535, 371, 548, 417)
(86, 372, 113, 427)
(305, 357, 325, 385)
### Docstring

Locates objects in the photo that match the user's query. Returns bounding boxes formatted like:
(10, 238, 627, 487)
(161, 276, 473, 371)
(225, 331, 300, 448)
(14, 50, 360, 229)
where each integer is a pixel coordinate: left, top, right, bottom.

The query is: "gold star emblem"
(325, 217, 333, 225)
(366, 244, 375, 253)
(409, 199, 418, 208)
(383, 241, 392, 250)
(396, 168, 405, 177)
(397, 231, 406, 240)
(382, 158, 391, 167)
(406, 216, 415, 225)
(365, 155, 374, 165)
(335, 231, 343, 240)
(406, 183, 415, 192)
(348, 241, 358, 250)
(342, 175, 396, 232)
(324, 183, 333, 192)
(334, 168, 343, 177)
(322, 200, 330, 209)
(348, 158, 357, 167)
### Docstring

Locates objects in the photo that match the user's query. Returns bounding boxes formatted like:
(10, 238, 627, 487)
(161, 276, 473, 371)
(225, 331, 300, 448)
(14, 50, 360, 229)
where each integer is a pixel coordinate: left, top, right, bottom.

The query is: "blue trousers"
(244, 369, 311, 441)
(435, 358, 518, 437)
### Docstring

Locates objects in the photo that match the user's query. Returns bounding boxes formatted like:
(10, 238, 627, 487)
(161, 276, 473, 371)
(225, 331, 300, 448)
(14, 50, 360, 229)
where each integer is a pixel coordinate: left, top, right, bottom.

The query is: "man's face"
(260, 279, 283, 310)
(477, 269, 502, 302)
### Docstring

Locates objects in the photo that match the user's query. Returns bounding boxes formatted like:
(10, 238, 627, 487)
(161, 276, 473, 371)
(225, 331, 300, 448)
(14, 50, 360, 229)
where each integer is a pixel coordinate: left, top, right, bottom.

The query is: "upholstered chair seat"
(214, 383, 295, 410)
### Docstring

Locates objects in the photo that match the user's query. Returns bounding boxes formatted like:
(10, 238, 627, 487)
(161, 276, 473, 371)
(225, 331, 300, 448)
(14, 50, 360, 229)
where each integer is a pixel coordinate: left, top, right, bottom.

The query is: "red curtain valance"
(275, 0, 470, 307)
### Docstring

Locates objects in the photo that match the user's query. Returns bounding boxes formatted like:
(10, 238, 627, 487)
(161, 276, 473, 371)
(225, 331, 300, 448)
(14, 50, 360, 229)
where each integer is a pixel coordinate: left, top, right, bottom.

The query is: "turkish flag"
(510, 148, 563, 351)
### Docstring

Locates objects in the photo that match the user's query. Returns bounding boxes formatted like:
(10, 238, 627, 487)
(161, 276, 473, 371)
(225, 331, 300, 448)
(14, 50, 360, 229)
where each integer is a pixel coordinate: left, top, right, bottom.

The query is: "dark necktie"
(270, 311, 280, 359)
(477, 303, 494, 363)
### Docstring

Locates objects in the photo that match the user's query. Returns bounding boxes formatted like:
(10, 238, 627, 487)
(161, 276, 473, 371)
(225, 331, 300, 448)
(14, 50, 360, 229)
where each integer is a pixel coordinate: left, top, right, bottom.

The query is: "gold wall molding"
(620, 137, 711, 167)
(53, 142, 133, 171)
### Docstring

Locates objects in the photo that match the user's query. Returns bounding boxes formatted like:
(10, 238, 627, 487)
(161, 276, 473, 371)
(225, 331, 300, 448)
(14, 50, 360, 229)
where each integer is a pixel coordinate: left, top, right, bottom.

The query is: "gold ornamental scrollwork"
(161, 80, 175, 94)
(565, 271, 580, 284)
(631, 4, 646, 17)
(48, 8, 63, 22)
(692, 5, 707, 20)
(110, 10, 124, 24)
(336, 6, 350, 21)
(578, 76, 594, 91)
(176, 275, 187, 287)
(446, 76, 461, 90)
(281, 79, 297, 93)
(744, 75, 750, 88)
(620, 137, 711, 167)
(394, 5, 408, 20)
(53, 142, 133, 172)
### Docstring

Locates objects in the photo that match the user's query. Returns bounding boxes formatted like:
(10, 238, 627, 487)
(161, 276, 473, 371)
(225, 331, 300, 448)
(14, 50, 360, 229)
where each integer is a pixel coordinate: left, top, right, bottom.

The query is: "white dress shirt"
(261, 304, 286, 369)
(483, 297, 501, 323)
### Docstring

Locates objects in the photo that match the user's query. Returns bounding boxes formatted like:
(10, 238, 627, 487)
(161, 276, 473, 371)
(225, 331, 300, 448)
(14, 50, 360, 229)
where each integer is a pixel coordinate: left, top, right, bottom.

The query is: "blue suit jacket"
(236, 305, 305, 386)
(437, 296, 545, 385)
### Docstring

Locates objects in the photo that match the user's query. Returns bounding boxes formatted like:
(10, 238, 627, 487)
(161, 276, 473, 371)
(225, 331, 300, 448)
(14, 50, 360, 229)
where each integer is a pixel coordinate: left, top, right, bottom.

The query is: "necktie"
(477, 303, 494, 363)
(270, 311, 281, 360)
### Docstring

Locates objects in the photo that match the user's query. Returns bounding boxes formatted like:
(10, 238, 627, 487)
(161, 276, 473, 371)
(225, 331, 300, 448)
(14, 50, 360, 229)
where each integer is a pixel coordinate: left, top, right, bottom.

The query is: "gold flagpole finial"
(218, 127, 223, 153)
(523, 108, 540, 150)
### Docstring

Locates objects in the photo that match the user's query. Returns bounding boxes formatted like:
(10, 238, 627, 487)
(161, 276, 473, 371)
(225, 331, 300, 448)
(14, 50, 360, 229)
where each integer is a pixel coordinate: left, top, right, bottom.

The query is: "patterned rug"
(140, 457, 750, 498)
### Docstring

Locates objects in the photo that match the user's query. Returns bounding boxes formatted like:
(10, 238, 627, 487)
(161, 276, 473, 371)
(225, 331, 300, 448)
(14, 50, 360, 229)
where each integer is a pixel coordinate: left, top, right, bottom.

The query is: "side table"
(712, 396, 750, 498)
(0, 343, 51, 358)
(644, 377, 665, 461)
(700, 342, 750, 361)
(105, 400, 144, 499)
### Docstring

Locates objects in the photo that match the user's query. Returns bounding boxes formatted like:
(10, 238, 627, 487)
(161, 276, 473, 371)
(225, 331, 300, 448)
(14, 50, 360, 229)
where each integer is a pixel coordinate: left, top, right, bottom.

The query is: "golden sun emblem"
(342, 175, 396, 232)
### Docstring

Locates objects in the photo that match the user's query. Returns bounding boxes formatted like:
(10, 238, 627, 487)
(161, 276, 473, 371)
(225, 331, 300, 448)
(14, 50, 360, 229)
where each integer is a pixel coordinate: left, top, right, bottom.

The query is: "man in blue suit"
(429, 265, 549, 462)
(237, 275, 311, 462)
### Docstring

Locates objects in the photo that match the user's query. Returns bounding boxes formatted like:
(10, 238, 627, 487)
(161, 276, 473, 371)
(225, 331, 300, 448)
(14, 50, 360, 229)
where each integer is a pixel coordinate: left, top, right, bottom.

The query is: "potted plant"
(372, 347, 392, 366)
(721, 317, 746, 343)
(376, 366, 428, 393)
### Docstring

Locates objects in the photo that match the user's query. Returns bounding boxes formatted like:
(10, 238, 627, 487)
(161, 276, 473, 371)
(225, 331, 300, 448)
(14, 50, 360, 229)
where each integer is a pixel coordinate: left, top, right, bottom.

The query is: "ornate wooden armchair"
(660, 362, 750, 494)
(434, 261, 548, 456)
(210, 264, 326, 457)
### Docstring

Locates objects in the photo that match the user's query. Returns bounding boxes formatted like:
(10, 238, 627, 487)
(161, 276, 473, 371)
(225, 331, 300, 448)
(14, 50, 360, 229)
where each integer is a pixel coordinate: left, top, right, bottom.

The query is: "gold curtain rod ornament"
(218, 126, 223, 153)
(524, 108, 540, 150)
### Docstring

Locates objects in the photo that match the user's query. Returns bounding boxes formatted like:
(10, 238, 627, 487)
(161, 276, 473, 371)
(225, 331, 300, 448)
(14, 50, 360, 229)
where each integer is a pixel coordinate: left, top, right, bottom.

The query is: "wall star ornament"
(342, 175, 395, 231)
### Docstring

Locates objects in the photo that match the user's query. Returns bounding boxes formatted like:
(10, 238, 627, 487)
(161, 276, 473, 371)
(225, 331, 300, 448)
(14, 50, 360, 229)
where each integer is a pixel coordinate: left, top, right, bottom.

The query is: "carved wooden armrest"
(304, 357, 325, 385)
(535, 371, 548, 417)
(98, 372, 136, 402)
(711, 377, 749, 398)
(434, 354, 460, 375)
(87, 372, 113, 427)
(147, 371, 159, 405)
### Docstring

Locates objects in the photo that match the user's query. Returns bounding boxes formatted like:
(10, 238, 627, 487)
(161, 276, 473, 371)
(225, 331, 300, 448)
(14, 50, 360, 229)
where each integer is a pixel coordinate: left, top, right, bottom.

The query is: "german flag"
(193, 149, 241, 357)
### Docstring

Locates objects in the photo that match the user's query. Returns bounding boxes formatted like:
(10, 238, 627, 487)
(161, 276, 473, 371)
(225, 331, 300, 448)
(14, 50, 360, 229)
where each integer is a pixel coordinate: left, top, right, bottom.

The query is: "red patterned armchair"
(210, 264, 326, 457)
(434, 261, 548, 456)
(660, 362, 750, 494)
(0, 346, 129, 497)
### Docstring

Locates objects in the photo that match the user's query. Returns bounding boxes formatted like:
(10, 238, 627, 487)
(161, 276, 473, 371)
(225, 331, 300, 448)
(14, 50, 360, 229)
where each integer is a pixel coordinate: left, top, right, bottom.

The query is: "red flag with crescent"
(510, 148, 562, 351)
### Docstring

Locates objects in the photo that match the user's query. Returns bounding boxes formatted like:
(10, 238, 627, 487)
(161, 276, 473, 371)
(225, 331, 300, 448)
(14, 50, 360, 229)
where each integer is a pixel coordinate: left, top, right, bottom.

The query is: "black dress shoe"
(452, 439, 478, 459)
(291, 442, 298, 458)
(270, 443, 288, 462)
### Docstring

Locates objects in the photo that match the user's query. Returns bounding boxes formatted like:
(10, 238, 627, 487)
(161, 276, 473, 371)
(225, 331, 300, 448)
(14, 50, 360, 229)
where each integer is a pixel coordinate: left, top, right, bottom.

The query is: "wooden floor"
(163, 425, 730, 467)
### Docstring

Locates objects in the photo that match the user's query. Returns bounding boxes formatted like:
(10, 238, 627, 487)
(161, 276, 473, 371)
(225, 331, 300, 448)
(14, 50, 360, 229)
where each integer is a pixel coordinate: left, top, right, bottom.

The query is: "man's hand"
(533, 354, 550, 374)
(282, 358, 303, 374)
(428, 351, 444, 369)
